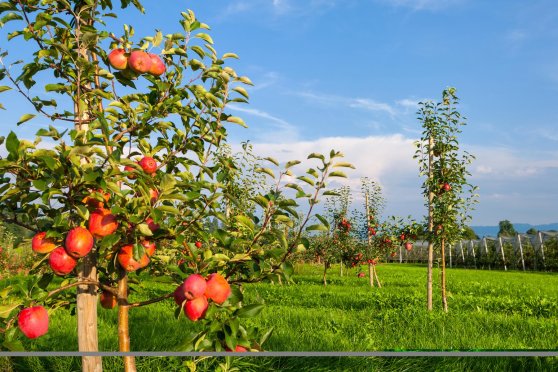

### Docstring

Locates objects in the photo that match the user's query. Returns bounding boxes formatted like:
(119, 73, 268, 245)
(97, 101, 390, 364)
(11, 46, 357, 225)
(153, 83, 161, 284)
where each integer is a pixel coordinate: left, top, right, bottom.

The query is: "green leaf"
(333, 162, 355, 169)
(0, 303, 19, 318)
(153, 30, 163, 47)
(297, 176, 315, 186)
(234, 215, 255, 231)
(156, 205, 181, 215)
(226, 116, 247, 127)
(17, 113, 36, 125)
(307, 152, 325, 161)
(256, 167, 275, 178)
(232, 86, 249, 99)
(195, 33, 214, 44)
(322, 190, 340, 196)
(0, 86, 12, 93)
(6, 131, 19, 157)
(306, 224, 329, 232)
(315, 214, 330, 229)
(235, 303, 264, 318)
(285, 160, 301, 169)
(264, 157, 279, 166)
(137, 223, 153, 236)
(222, 52, 239, 59)
(328, 171, 347, 178)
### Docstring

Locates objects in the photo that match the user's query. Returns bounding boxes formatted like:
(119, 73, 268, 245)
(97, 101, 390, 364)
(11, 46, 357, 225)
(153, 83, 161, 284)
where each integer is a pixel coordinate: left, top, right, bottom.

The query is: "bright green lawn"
(2, 263, 558, 371)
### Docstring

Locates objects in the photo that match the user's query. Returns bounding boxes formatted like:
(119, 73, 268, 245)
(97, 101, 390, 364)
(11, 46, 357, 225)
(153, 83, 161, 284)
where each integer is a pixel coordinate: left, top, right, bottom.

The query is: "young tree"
(415, 87, 478, 311)
(0, 3, 349, 371)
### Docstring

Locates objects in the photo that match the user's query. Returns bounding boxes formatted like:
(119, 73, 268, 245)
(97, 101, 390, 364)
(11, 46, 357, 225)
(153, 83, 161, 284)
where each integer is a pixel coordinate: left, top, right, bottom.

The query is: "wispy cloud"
(228, 104, 300, 141)
(295, 91, 397, 116)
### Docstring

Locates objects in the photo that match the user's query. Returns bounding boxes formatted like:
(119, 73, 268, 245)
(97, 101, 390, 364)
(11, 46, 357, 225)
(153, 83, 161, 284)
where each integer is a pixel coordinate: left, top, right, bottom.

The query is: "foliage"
(0, 1, 350, 353)
(498, 220, 518, 237)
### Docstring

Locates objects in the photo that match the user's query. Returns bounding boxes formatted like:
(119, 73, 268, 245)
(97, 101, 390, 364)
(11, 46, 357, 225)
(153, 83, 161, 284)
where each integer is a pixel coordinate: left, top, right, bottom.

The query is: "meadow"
(2, 263, 558, 371)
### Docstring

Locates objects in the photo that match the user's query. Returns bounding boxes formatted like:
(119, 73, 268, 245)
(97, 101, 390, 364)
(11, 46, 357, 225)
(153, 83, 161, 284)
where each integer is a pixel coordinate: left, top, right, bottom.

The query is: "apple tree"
(0, 1, 350, 370)
(415, 87, 478, 311)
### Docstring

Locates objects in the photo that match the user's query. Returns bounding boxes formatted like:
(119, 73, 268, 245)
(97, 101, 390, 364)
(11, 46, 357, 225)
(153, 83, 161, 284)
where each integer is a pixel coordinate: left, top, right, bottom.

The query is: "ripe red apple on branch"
(31, 232, 57, 254)
(117, 244, 150, 272)
(404, 242, 413, 251)
(195, 241, 202, 249)
(128, 50, 152, 74)
(148, 53, 166, 76)
(184, 296, 209, 321)
(145, 217, 160, 233)
(182, 274, 207, 300)
(88, 208, 118, 238)
(205, 273, 231, 304)
(65, 227, 94, 258)
(108, 48, 128, 70)
(18, 306, 49, 339)
(49, 246, 78, 275)
(100, 291, 117, 309)
(138, 156, 157, 174)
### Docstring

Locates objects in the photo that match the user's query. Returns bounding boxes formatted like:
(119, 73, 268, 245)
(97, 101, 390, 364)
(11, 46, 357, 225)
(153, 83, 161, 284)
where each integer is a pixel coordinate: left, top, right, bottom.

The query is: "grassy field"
(2, 263, 558, 371)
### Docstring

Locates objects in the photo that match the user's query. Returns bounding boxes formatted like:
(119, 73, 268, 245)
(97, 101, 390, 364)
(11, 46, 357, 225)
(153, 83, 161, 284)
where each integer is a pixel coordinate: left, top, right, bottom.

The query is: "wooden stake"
(441, 238, 447, 312)
(499, 237, 507, 271)
(538, 232, 546, 270)
(426, 135, 434, 311)
(517, 234, 525, 271)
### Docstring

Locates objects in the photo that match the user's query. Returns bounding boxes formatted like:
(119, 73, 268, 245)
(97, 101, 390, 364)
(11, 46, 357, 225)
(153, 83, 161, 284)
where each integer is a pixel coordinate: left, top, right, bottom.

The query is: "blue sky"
(1, 0, 558, 226)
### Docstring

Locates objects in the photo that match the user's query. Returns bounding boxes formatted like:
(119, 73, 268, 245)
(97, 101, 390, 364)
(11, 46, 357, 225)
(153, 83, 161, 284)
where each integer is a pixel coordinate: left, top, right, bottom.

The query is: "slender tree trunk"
(368, 263, 374, 287)
(427, 135, 434, 311)
(340, 260, 343, 277)
(118, 271, 136, 372)
(441, 238, 448, 312)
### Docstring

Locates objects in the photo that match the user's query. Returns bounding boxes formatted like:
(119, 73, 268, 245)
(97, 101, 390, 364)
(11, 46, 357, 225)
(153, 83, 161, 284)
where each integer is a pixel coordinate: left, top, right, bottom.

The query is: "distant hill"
(471, 223, 558, 238)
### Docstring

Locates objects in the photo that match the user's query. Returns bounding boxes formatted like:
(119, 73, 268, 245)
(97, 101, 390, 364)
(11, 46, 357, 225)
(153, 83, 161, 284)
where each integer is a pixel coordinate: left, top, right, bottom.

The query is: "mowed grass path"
(3, 263, 558, 371)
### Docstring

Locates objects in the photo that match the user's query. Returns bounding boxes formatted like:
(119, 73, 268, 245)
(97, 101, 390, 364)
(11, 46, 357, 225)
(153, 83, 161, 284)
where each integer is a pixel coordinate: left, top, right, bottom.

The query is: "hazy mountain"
(471, 223, 558, 238)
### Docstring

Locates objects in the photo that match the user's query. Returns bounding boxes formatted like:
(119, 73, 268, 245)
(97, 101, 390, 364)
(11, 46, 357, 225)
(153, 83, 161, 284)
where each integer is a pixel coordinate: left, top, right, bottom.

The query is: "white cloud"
(295, 91, 398, 116)
(228, 104, 300, 141)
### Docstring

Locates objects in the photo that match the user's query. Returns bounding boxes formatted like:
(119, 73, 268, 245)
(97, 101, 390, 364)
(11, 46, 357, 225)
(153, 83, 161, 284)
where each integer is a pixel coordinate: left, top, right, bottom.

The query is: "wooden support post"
(459, 240, 465, 266)
(499, 237, 507, 271)
(538, 232, 546, 270)
(517, 234, 525, 271)
(449, 242, 452, 268)
(470, 240, 477, 269)
(483, 238, 490, 270)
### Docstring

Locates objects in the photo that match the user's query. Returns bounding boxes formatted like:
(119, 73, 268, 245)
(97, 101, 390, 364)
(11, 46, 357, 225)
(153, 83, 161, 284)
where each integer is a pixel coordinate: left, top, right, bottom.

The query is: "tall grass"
(2, 263, 558, 370)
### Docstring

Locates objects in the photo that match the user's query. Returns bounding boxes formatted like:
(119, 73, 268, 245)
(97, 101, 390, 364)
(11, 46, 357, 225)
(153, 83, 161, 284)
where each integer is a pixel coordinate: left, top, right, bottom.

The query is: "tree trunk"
(339, 260, 343, 277)
(118, 271, 136, 372)
(77, 254, 102, 372)
(441, 238, 448, 312)
(426, 135, 434, 311)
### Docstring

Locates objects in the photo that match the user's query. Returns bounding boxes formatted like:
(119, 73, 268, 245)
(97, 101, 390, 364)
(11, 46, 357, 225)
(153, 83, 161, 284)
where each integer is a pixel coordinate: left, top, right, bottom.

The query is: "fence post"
(538, 232, 546, 270)
(459, 240, 465, 267)
(517, 234, 525, 271)
(499, 237, 507, 271)
(483, 238, 490, 270)
(470, 240, 477, 269)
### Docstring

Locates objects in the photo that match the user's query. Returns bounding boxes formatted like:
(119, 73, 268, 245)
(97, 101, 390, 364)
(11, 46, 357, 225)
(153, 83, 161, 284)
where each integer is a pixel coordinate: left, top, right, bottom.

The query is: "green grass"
(2, 263, 558, 371)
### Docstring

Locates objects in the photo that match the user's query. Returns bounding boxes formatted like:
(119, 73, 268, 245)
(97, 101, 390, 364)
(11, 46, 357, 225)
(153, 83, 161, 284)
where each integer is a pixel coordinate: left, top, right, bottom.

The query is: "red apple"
(49, 246, 78, 275)
(390, 252, 397, 257)
(141, 240, 156, 257)
(124, 165, 136, 179)
(149, 188, 159, 204)
(31, 232, 57, 254)
(82, 189, 110, 209)
(145, 217, 160, 232)
(128, 50, 152, 74)
(184, 296, 208, 321)
(226, 345, 248, 352)
(108, 48, 128, 70)
(174, 283, 187, 307)
(442, 182, 452, 192)
(18, 306, 49, 339)
(182, 274, 207, 300)
(404, 242, 413, 251)
(100, 290, 117, 309)
(357, 272, 365, 278)
(88, 208, 118, 238)
(148, 53, 166, 76)
(194, 241, 202, 249)
(205, 273, 231, 304)
(138, 156, 157, 174)
(65, 227, 94, 259)
(117, 244, 150, 272)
